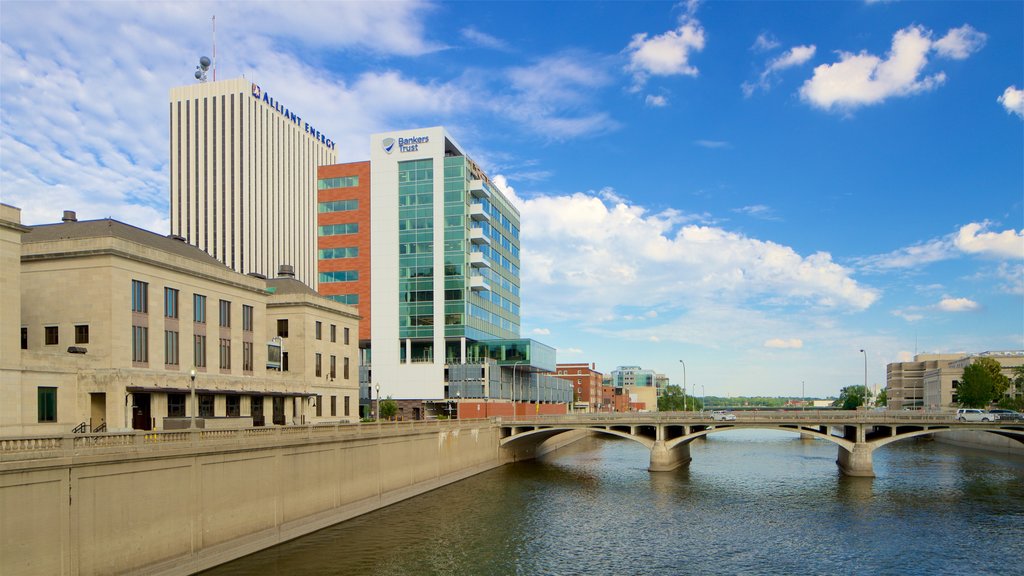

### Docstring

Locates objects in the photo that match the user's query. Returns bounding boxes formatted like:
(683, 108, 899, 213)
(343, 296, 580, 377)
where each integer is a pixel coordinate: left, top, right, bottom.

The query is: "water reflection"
(204, 431, 1024, 576)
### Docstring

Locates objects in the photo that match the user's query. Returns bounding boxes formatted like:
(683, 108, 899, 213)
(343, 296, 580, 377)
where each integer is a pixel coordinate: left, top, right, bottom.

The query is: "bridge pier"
(836, 443, 875, 477)
(649, 440, 691, 472)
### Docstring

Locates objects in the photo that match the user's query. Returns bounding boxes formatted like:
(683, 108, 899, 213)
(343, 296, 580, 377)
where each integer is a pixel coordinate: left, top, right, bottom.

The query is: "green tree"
(957, 358, 1010, 408)
(380, 396, 398, 420)
(833, 385, 868, 410)
(876, 388, 887, 407)
(658, 385, 687, 411)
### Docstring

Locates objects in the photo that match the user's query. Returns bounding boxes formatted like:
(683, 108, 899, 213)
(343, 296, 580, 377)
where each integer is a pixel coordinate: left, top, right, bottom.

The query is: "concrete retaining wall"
(1, 421, 517, 575)
(934, 429, 1024, 456)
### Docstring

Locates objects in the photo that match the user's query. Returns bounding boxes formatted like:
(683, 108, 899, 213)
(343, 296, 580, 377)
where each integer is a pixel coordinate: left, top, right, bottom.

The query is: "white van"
(955, 409, 998, 422)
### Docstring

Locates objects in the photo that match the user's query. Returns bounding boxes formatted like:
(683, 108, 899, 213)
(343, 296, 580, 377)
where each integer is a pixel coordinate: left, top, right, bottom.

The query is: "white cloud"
(998, 86, 1024, 118)
(933, 25, 987, 60)
(856, 237, 955, 272)
(800, 24, 984, 111)
(511, 187, 879, 327)
(937, 297, 979, 312)
(995, 263, 1024, 295)
(625, 13, 705, 89)
(531, 328, 551, 335)
(892, 309, 925, 322)
(954, 222, 1024, 259)
(645, 94, 669, 107)
(764, 338, 803, 349)
(695, 140, 728, 149)
(461, 27, 508, 51)
(752, 33, 781, 52)
(733, 205, 780, 221)
(744, 44, 816, 96)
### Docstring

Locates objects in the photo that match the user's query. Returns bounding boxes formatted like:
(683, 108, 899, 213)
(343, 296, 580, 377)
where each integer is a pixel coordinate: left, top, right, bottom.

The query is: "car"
(710, 410, 736, 421)
(988, 409, 1024, 421)
(956, 408, 999, 422)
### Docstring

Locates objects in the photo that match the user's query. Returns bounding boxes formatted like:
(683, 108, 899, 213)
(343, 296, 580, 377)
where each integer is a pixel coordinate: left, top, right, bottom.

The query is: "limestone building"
(886, 351, 1024, 410)
(169, 78, 337, 288)
(1, 205, 359, 436)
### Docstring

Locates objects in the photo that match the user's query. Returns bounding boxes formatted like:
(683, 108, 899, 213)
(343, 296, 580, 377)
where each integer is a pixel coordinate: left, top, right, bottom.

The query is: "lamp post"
(678, 360, 687, 412)
(189, 367, 197, 429)
(859, 349, 868, 409)
(375, 383, 380, 420)
(801, 380, 805, 412)
(456, 391, 461, 419)
(512, 361, 523, 419)
(701, 384, 706, 413)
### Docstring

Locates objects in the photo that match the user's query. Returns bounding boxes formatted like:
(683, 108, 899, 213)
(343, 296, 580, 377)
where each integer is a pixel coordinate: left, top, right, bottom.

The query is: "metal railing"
(496, 410, 977, 425)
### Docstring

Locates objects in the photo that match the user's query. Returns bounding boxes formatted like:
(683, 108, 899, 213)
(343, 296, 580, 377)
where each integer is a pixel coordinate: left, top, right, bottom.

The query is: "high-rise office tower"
(169, 78, 337, 287)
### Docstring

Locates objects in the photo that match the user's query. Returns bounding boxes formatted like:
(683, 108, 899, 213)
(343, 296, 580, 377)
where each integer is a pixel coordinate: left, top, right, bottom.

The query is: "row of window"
(275, 319, 351, 344)
(319, 270, 358, 283)
(327, 294, 359, 305)
(317, 175, 359, 190)
(133, 281, 253, 330)
(21, 324, 89, 349)
(318, 199, 359, 213)
(318, 223, 358, 236)
(318, 247, 358, 260)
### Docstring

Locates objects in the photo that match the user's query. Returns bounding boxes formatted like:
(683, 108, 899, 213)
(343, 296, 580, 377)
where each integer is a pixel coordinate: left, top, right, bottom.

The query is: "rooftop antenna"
(194, 55, 211, 82)
(212, 14, 216, 81)
(194, 15, 216, 83)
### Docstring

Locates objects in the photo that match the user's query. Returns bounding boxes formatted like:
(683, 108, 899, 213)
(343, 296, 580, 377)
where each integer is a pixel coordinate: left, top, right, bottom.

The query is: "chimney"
(277, 264, 295, 278)
(62, 210, 77, 223)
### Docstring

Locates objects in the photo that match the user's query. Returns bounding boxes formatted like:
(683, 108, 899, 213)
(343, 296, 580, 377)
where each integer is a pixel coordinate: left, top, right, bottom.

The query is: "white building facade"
(169, 78, 337, 288)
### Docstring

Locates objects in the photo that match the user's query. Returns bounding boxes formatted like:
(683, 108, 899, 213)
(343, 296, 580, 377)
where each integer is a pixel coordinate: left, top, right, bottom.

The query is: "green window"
(38, 387, 57, 422)
(318, 199, 359, 213)
(318, 223, 359, 236)
(319, 271, 359, 283)
(319, 247, 359, 260)
(318, 176, 359, 190)
(328, 294, 359, 305)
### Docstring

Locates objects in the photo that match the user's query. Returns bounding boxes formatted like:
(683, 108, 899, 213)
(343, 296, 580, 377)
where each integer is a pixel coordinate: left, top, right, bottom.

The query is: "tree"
(957, 357, 1010, 408)
(876, 388, 887, 407)
(380, 396, 398, 420)
(658, 385, 687, 412)
(833, 385, 868, 410)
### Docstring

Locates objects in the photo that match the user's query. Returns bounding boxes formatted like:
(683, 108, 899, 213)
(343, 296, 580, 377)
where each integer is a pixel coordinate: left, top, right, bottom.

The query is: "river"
(203, 430, 1024, 575)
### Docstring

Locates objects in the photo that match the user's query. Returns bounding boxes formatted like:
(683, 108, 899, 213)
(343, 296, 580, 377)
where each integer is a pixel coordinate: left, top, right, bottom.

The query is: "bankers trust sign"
(251, 83, 335, 150)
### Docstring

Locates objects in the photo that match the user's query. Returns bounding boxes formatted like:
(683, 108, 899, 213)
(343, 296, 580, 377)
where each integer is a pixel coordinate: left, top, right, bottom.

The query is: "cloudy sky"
(2, 1, 1021, 398)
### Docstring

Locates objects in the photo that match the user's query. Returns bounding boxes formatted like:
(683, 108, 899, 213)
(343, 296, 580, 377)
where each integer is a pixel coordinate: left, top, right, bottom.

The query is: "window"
(168, 394, 185, 417)
(132, 325, 148, 362)
(194, 334, 207, 368)
(75, 325, 89, 344)
(331, 395, 337, 417)
(193, 294, 207, 323)
(226, 395, 241, 418)
(315, 321, 322, 340)
(243, 341, 253, 372)
(318, 270, 359, 283)
(282, 352, 289, 372)
(242, 305, 253, 332)
(317, 175, 359, 190)
(277, 319, 289, 338)
(317, 223, 358, 236)
(318, 247, 359, 260)
(199, 394, 214, 417)
(165, 331, 179, 365)
(330, 324, 337, 342)
(164, 287, 179, 318)
(343, 356, 350, 380)
(131, 280, 148, 312)
(344, 396, 350, 417)
(315, 353, 322, 378)
(318, 199, 359, 212)
(45, 326, 59, 346)
(330, 355, 336, 379)
(21, 327, 27, 350)
(219, 300, 231, 327)
(328, 294, 359, 305)
(344, 327, 350, 345)
(316, 395, 323, 417)
(38, 387, 57, 422)
(219, 338, 231, 369)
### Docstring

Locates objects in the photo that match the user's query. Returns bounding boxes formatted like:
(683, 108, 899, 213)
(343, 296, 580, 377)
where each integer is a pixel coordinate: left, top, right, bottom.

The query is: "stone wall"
(1, 420, 514, 575)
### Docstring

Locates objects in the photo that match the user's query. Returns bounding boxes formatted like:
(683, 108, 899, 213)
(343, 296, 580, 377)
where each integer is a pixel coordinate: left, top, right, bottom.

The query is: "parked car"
(955, 408, 999, 422)
(710, 410, 736, 421)
(988, 409, 1023, 421)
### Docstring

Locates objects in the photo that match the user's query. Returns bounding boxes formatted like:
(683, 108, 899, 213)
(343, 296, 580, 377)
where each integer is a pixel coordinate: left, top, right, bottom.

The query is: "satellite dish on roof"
(199, 55, 211, 69)
(195, 56, 210, 83)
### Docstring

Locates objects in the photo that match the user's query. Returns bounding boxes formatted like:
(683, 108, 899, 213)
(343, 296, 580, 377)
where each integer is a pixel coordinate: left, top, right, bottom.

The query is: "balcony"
(469, 203, 489, 221)
(469, 251, 490, 268)
(469, 179, 490, 198)
(469, 275, 490, 291)
(469, 227, 490, 245)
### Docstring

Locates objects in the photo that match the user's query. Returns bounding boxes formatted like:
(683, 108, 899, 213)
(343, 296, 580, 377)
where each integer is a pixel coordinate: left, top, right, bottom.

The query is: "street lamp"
(701, 384, 706, 413)
(679, 360, 687, 412)
(375, 383, 380, 420)
(512, 361, 523, 418)
(859, 349, 868, 409)
(189, 367, 197, 429)
(801, 380, 805, 412)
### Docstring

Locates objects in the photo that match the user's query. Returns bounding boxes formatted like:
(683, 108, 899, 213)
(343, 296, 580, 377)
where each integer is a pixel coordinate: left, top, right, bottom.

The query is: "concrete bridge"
(498, 411, 1024, 477)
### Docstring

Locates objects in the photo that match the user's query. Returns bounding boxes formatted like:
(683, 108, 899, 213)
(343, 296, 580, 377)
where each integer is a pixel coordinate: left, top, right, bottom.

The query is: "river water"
(203, 430, 1024, 576)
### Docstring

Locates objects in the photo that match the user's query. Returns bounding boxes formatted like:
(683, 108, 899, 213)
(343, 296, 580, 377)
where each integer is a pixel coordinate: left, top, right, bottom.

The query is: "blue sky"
(2, 1, 1021, 399)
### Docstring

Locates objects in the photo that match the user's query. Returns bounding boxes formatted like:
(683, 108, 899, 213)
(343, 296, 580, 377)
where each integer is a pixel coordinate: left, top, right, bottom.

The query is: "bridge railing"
(497, 410, 963, 425)
(0, 418, 495, 463)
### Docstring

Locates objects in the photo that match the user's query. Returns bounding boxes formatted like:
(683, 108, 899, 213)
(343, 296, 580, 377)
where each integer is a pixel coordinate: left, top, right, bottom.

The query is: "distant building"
(555, 363, 604, 412)
(169, 78, 338, 288)
(1, 205, 359, 435)
(886, 351, 1024, 410)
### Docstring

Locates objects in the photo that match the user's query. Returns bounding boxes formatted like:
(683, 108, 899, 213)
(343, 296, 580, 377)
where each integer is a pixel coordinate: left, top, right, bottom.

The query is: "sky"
(1, 1, 1022, 399)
